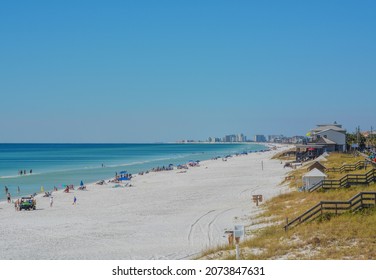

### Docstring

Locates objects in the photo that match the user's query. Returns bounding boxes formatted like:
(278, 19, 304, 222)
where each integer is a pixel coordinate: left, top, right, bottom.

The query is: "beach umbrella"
(80, 180, 84, 186)
(119, 177, 130, 181)
(120, 171, 127, 174)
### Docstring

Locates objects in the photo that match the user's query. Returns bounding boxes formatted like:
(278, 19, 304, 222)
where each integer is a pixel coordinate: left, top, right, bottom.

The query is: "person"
(7, 192, 11, 203)
(17, 186, 20, 194)
(30, 169, 32, 174)
(73, 196, 77, 205)
(50, 196, 53, 207)
(5, 186, 8, 194)
(228, 232, 234, 246)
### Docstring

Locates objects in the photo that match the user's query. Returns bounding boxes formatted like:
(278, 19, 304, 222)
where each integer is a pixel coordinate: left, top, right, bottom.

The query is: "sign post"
(234, 225, 244, 260)
(252, 194, 263, 206)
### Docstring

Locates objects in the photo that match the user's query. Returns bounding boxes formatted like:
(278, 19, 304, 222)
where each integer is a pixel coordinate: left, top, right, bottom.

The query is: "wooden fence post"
(285, 217, 288, 232)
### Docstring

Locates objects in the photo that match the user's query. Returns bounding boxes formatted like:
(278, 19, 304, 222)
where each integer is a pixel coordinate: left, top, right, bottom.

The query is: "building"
(302, 168, 327, 191)
(222, 133, 247, 142)
(268, 135, 284, 142)
(223, 134, 236, 142)
(309, 122, 347, 152)
(254, 135, 266, 142)
(291, 136, 306, 144)
(207, 137, 215, 143)
(236, 133, 246, 142)
(361, 130, 376, 138)
(306, 161, 327, 173)
(295, 122, 347, 162)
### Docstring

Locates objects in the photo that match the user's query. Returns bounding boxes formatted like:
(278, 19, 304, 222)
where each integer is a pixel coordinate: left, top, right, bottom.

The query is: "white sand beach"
(0, 145, 290, 260)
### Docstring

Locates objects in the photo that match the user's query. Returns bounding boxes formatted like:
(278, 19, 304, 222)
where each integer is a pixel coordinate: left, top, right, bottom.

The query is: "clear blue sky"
(1, 0, 375, 142)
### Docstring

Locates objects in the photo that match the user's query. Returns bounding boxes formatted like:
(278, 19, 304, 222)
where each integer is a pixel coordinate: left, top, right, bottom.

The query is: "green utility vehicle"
(19, 197, 36, 210)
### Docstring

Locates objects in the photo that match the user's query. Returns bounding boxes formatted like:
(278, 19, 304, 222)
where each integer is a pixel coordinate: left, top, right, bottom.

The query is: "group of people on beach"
(3, 182, 81, 211)
(18, 169, 32, 175)
(114, 172, 133, 180)
(137, 164, 182, 176)
(13, 197, 35, 211)
(64, 185, 75, 193)
(137, 162, 199, 175)
(151, 165, 174, 172)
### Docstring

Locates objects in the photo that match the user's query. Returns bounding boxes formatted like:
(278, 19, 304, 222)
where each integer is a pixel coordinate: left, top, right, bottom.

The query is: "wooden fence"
(284, 191, 376, 231)
(326, 161, 369, 173)
(309, 169, 376, 192)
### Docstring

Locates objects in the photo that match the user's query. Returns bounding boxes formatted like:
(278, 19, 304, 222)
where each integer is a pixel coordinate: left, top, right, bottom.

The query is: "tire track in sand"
(188, 210, 216, 244)
(207, 208, 234, 247)
(239, 185, 261, 198)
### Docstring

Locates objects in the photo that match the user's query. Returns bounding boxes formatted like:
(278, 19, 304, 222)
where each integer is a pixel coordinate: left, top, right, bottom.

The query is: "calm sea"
(0, 143, 266, 201)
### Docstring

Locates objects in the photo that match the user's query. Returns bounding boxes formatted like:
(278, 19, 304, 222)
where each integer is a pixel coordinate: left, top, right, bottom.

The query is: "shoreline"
(0, 144, 291, 259)
(3, 143, 275, 203)
(0, 142, 268, 202)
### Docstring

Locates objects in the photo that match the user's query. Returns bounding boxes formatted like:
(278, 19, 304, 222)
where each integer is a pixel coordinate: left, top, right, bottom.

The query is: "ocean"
(0, 143, 267, 201)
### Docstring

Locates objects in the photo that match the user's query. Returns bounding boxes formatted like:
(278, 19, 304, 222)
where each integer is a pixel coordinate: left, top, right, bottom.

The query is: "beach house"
(305, 161, 326, 173)
(309, 122, 347, 152)
(295, 122, 347, 162)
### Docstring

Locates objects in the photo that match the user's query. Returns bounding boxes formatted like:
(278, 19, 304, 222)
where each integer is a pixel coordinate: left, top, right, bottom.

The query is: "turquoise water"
(0, 143, 267, 201)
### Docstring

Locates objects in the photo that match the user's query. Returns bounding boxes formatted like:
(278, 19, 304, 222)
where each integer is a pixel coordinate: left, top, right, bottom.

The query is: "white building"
(310, 122, 347, 152)
(207, 137, 216, 143)
(302, 168, 327, 191)
(236, 133, 246, 142)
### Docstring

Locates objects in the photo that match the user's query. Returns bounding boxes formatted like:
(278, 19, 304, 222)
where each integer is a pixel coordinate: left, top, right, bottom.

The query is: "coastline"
(0, 142, 265, 201)
(0, 144, 291, 259)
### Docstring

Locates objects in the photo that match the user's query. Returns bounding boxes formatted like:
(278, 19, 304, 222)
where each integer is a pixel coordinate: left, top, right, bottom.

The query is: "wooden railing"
(326, 161, 369, 173)
(309, 169, 376, 192)
(284, 192, 376, 231)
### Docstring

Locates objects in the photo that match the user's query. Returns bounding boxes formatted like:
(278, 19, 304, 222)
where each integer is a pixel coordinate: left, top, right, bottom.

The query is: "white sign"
(234, 225, 244, 238)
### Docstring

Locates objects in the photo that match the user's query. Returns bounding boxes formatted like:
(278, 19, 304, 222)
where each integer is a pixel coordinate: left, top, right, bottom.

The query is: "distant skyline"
(1, 1, 375, 143)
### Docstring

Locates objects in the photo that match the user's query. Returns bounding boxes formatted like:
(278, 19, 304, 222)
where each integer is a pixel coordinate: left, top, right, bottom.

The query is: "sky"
(0, 0, 375, 143)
